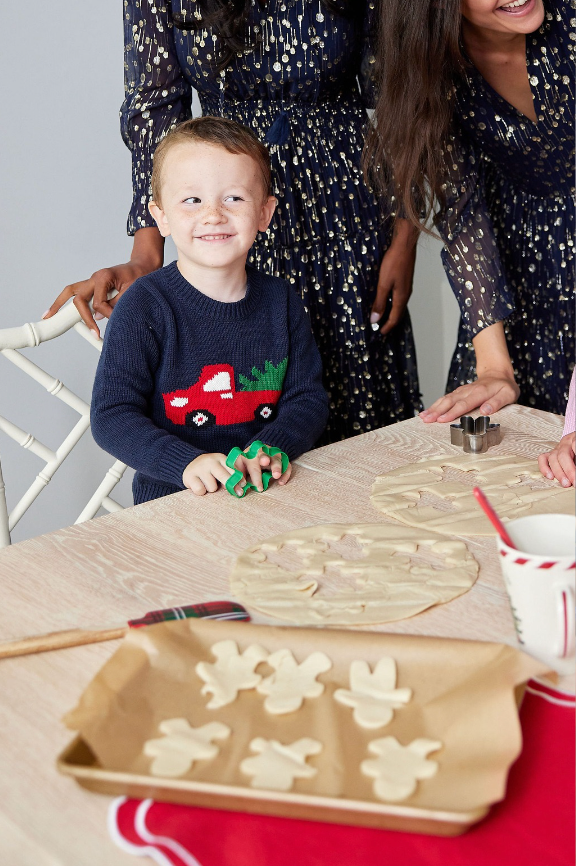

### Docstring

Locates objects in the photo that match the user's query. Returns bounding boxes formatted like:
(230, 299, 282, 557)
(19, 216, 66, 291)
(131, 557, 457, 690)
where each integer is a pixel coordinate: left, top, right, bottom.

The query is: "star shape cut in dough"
(333, 657, 412, 728)
(195, 640, 268, 708)
(361, 736, 442, 801)
(143, 718, 231, 778)
(240, 737, 322, 791)
(256, 649, 332, 714)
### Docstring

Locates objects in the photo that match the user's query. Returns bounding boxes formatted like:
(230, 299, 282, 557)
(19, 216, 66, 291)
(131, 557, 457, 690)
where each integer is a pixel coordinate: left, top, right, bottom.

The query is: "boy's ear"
(149, 201, 171, 237)
(258, 196, 277, 233)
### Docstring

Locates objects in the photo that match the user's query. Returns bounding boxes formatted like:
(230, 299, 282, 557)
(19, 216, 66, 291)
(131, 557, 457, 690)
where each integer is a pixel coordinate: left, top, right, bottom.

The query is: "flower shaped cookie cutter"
(450, 415, 501, 454)
(225, 440, 289, 499)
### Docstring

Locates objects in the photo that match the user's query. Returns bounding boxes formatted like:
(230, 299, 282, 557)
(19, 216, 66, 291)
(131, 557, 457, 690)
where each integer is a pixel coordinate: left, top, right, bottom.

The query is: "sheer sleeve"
(357, 1, 377, 109)
(436, 128, 515, 338)
(121, 0, 193, 235)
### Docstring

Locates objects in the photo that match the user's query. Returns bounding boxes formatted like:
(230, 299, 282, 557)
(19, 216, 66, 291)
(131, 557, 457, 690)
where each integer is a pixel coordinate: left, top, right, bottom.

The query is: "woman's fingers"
(421, 377, 519, 424)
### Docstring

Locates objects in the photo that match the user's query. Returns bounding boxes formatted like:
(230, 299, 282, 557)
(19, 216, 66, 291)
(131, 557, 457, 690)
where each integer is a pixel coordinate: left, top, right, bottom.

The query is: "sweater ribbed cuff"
(157, 440, 204, 488)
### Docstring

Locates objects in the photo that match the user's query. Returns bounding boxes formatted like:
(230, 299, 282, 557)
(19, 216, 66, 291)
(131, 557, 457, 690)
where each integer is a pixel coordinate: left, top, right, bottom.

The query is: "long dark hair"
(173, 0, 359, 69)
(364, 0, 465, 232)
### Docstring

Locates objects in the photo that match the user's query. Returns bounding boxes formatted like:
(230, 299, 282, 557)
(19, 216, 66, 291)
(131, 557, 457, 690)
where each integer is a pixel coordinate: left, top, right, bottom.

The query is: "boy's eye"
(183, 196, 200, 204)
(224, 195, 244, 202)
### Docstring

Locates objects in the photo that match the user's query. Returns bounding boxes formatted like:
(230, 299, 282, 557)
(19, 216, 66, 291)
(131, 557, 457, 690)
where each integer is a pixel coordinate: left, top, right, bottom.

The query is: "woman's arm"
(420, 321, 519, 422)
(43, 228, 164, 337)
(370, 219, 418, 335)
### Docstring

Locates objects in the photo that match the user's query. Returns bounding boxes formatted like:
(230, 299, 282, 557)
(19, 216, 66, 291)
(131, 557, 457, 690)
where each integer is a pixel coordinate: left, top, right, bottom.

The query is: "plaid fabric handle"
(128, 600, 250, 629)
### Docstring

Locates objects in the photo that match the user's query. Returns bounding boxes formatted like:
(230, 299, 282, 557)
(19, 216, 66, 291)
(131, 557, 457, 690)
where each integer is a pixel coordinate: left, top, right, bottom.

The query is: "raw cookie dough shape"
(196, 640, 268, 709)
(333, 658, 412, 729)
(230, 523, 479, 626)
(371, 454, 575, 536)
(256, 649, 332, 714)
(361, 736, 442, 802)
(143, 718, 231, 778)
(240, 737, 322, 791)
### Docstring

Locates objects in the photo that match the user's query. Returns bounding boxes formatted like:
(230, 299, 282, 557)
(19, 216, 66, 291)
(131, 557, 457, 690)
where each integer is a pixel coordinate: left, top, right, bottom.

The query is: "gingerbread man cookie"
(195, 640, 268, 709)
(333, 658, 412, 728)
(256, 649, 332, 714)
(240, 737, 322, 791)
(143, 718, 231, 778)
(361, 736, 442, 801)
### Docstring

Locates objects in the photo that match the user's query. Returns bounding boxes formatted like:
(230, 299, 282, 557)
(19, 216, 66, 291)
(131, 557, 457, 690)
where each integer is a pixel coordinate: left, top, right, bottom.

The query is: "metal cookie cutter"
(450, 415, 501, 454)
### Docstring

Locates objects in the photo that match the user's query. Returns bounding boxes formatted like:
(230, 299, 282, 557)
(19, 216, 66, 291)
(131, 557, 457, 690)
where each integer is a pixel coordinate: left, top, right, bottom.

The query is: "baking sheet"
(60, 618, 547, 830)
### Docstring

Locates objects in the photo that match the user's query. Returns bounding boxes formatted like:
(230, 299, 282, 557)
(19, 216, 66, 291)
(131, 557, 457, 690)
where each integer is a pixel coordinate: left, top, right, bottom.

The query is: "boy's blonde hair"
(151, 116, 273, 204)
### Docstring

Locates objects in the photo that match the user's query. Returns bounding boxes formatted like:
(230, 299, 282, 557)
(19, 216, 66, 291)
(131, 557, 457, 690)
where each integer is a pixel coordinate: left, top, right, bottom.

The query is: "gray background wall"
(0, 1, 459, 545)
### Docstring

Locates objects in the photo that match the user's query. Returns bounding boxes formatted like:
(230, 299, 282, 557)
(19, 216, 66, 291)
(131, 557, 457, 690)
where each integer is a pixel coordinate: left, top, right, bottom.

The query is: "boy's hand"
(183, 453, 238, 496)
(235, 446, 292, 491)
(538, 433, 576, 488)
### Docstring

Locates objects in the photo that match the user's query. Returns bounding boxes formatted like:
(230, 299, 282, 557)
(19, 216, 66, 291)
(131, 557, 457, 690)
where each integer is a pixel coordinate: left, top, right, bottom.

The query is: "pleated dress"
(121, 0, 421, 443)
(439, 0, 575, 414)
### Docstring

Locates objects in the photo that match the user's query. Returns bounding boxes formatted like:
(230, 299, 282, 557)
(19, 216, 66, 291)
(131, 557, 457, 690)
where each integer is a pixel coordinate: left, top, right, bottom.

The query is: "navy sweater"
(91, 262, 329, 504)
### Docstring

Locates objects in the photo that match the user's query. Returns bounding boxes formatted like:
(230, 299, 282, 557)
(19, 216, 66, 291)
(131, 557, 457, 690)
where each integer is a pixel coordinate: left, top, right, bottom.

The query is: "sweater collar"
(164, 261, 262, 320)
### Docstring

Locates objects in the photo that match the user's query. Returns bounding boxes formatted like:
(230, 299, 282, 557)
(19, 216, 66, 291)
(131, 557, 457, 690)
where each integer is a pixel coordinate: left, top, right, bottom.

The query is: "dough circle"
(371, 455, 575, 536)
(230, 523, 479, 626)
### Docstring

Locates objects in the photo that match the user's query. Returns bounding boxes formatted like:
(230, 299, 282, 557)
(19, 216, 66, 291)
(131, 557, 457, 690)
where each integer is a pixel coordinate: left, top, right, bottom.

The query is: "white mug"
(497, 513, 576, 675)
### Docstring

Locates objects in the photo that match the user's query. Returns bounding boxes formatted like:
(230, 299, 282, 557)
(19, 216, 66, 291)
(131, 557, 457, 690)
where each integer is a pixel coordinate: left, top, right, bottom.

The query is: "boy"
(91, 117, 328, 504)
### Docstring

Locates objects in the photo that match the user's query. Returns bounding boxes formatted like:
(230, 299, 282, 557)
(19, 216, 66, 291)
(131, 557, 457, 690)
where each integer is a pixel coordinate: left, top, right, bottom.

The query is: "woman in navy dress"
(367, 0, 574, 421)
(47, 1, 421, 443)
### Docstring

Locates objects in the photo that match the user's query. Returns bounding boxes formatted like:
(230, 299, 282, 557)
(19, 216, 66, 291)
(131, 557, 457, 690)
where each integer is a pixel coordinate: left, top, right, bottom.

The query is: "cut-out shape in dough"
(371, 455, 574, 536)
(256, 649, 332, 714)
(230, 523, 479, 625)
(195, 640, 268, 708)
(144, 718, 230, 777)
(240, 737, 322, 791)
(333, 658, 412, 728)
(361, 736, 442, 802)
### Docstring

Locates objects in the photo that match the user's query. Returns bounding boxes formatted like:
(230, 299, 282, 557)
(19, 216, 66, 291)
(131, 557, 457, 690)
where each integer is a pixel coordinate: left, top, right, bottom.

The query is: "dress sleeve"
(121, 0, 193, 235)
(436, 128, 515, 338)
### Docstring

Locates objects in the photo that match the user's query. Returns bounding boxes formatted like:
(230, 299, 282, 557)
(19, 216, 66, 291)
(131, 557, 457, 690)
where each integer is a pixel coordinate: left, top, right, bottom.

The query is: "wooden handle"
(0, 625, 128, 659)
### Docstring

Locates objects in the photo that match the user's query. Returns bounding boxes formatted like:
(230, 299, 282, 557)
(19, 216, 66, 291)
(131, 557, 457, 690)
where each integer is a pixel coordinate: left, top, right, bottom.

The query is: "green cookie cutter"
(225, 440, 289, 499)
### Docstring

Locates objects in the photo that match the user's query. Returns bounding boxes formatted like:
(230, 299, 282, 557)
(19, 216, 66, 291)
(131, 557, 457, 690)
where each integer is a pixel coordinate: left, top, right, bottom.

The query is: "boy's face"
(149, 142, 276, 273)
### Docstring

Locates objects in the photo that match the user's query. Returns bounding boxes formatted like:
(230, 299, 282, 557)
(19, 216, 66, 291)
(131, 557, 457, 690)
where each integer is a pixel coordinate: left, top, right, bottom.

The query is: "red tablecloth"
(109, 679, 575, 866)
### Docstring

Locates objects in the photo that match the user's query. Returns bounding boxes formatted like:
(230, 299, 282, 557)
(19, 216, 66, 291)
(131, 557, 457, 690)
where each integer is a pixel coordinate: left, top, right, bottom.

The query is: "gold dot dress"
(121, 0, 422, 443)
(438, 0, 575, 414)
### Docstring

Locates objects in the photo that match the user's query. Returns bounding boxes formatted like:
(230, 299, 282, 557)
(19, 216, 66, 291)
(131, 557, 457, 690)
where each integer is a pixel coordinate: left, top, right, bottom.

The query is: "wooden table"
(0, 405, 571, 865)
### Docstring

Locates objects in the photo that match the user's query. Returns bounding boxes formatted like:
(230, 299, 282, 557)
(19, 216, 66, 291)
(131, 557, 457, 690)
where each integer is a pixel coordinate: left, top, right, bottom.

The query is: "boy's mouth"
(196, 233, 235, 242)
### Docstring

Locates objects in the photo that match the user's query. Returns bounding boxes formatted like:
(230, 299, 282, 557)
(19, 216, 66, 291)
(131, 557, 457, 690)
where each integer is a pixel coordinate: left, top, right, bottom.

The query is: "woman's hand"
(42, 227, 164, 338)
(370, 219, 418, 336)
(420, 373, 520, 423)
(420, 320, 520, 423)
(538, 433, 576, 488)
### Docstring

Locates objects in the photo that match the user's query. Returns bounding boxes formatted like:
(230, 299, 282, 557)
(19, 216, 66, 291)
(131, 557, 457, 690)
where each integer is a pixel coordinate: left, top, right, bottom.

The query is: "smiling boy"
(91, 117, 328, 504)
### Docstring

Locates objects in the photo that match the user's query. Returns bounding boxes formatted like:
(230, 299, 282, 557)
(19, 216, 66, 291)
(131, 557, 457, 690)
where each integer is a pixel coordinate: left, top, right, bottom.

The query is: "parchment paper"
(63, 618, 547, 814)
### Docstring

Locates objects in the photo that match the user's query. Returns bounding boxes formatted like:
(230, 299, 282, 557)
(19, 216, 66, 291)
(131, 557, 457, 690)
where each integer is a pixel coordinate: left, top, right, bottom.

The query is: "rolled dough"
(230, 523, 479, 625)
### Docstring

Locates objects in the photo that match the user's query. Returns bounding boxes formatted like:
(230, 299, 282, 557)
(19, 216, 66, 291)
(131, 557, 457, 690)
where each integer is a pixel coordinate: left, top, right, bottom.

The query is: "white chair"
(0, 302, 127, 547)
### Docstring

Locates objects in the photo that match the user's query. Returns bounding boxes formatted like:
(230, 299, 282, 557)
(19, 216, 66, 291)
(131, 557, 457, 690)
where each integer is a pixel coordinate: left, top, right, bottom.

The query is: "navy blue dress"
(438, 0, 575, 414)
(121, 0, 422, 443)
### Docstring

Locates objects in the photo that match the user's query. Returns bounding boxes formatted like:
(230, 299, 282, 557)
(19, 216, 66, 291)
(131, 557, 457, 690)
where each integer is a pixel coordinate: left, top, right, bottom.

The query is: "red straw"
(472, 487, 517, 549)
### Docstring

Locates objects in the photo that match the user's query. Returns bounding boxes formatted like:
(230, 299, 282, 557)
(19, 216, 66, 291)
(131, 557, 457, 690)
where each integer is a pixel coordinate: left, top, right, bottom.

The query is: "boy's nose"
(202, 204, 226, 224)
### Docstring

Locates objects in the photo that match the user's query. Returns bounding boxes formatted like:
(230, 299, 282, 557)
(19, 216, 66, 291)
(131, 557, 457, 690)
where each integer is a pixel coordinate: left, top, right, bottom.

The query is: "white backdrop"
(0, 1, 459, 545)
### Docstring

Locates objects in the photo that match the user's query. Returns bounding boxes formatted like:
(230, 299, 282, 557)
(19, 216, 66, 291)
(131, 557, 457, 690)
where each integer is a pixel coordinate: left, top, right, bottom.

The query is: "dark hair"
(173, 0, 359, 69)
(151, 116, 273, 204)
(363, 0, 465, 233)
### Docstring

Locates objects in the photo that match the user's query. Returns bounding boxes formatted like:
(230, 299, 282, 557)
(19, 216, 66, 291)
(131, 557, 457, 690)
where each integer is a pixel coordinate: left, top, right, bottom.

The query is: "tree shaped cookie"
(144, 718, 231, 777)
(361, 737, 442, 801)
(256, 649, 332, 714)
(240, 737, 322, 791)
(333, 658, 412, 728)
(195, 640, 268, 709)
